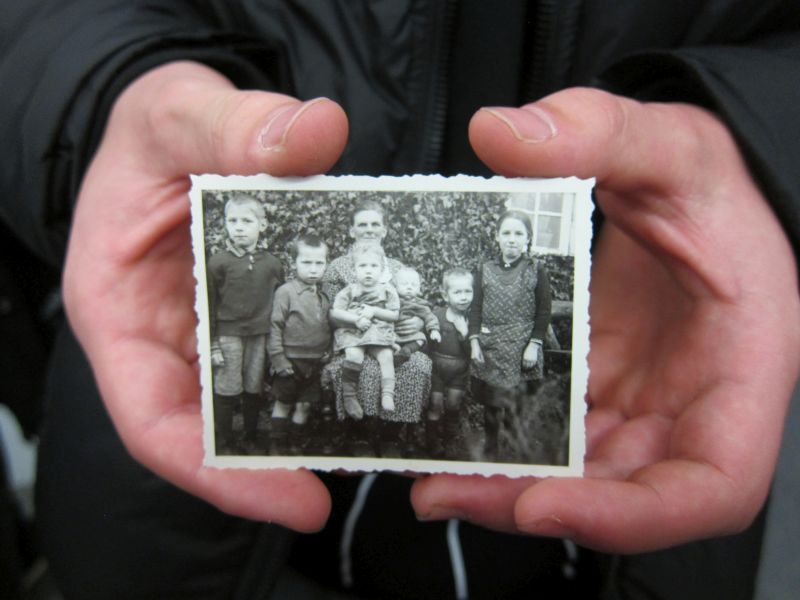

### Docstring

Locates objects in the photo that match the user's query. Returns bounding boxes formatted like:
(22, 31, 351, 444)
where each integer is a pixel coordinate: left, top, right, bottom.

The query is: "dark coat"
(1, 0, 799, 265)
(0, 2, 797, 599)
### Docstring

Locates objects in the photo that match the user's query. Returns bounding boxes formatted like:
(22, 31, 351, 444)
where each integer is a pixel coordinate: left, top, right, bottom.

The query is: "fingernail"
(481, 105, 557, 143)
(518, 515, 576, 539)
(258, 97, 326, 151)
(416, 505, 470, 522)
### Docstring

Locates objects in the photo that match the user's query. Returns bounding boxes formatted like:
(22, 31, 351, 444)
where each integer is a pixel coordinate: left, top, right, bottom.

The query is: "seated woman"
(321, 200, 432, 456)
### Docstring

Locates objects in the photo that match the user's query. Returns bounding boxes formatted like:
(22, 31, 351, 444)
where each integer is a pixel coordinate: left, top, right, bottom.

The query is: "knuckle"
(145, 78, 196, 144)
(595, 91, 633, 142)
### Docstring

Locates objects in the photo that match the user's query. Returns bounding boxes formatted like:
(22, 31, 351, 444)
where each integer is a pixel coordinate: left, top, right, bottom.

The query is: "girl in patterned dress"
(469, 210, 552, 461)
(330, 242, 400, 419)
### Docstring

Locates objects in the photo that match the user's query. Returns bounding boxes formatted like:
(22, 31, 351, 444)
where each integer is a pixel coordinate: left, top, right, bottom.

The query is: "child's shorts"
(214, 334, 267, 396)
(431, 352, 469, 394)
(271, 358, 325, 405)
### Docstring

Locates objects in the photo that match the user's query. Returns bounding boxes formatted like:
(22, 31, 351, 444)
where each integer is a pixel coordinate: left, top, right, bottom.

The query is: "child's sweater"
(207, 246, 283, 337)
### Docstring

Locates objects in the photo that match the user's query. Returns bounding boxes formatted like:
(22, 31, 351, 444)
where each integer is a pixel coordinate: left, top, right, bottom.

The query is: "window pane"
(536, 215, 561, 249)
(539, 193, 563, 213)
(507, 192, 537, 212)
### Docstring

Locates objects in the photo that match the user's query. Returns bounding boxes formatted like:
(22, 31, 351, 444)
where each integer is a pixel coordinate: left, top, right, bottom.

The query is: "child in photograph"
(469, 210, 552, 462)
(266, 233, 332, 455)
(393, 267, 441, 365)
(427, 268, 474, 459)
(329, 241, 400, 418)
(208, 193, 283, 454)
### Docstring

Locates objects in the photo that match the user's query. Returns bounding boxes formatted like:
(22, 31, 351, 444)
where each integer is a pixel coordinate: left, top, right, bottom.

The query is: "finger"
(97, 340, 331, 532)
(469, 86, 730, 193)
(515, 380, 787, 553)
(513, 463, 746, 554)
(108, 61, 348, 178)
(469, 88, 768, 299)
(411, 474, 534, 533)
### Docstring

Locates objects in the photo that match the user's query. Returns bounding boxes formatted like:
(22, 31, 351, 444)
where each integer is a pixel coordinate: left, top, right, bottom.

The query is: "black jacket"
(1, 0, 800, 265)
(1, 2, 798, 599)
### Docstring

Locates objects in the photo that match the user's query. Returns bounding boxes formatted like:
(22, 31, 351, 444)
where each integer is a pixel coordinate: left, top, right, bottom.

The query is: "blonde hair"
(441, 267, 473, 292)
(350, 241, 385, 267)
(224, 193, 266, 220)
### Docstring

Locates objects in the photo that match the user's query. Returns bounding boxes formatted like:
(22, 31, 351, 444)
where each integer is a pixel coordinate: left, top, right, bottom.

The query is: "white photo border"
(190, 174, 593, 477)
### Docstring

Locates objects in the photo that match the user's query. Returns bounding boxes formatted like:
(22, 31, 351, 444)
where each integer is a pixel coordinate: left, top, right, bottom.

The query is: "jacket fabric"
(1, 1, 800, 265)
(1, 1, 798, 599)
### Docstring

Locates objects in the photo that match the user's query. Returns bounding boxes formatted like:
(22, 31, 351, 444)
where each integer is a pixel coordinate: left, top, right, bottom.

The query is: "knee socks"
(341, 360, 364, 420)
(242, 392, 264, 441)
(213, 394, 238, 451)
(380, 375, 395, 411)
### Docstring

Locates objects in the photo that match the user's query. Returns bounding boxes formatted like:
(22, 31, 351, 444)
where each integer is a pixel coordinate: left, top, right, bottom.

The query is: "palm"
(412, 89, 800, 552)
(60, 63, 348, 530)
(587, 222, 738, 479)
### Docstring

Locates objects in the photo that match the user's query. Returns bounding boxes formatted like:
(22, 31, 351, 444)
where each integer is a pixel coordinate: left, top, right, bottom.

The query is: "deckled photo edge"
(190, 173, 593, 478)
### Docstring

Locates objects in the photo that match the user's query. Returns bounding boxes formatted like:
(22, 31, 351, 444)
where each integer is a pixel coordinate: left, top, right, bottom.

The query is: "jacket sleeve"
(0, 1, 291, 266)
(599, 29, 800, 257)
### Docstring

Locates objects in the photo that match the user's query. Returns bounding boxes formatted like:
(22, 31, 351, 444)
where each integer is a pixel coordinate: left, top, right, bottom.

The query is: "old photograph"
(190, 174, 593, 477)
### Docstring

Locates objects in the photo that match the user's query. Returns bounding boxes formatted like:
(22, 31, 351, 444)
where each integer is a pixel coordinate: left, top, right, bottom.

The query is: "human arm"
(360, 285, 401, 323)
(424, 307, 441, 342)
(206, 256, 225, 367)
(467, 267, 485, 364)
(59, 60, 348, 531)
(328, 308, 370, 328)
(362, 305, 400, 323)
(266, 286, 293, 376)
(411, 87, 800, 553)
(522, 264, 551, 370)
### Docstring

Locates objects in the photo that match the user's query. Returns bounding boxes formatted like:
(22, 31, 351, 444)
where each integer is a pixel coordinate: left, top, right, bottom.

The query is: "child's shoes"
(381, 392, 395, 412)
(344, 396, 364, 420)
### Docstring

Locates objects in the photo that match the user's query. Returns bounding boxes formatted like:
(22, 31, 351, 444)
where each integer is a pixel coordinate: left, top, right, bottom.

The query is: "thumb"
(107, 61, 348, 177)
(469, 87, 764, 300)
(469, 86, 724, 191)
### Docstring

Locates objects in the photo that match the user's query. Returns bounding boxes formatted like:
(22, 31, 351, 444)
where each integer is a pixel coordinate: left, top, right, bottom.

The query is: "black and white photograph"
(191, 174, 592, 477)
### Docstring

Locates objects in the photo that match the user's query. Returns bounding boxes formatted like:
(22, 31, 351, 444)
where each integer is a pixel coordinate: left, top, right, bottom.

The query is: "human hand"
(470, 338, 484, 366)
(210, 346, 225, 368)
(62, 61, 348, 531)
(521, 341, 540, 370)
(277, 367, 295, 377)
(411, 88, 800, 552)
(358, 305, 376, 319)
(429, 330, 442, 343)
(355, 316, 372, 331)
(395, 315, 424, 337)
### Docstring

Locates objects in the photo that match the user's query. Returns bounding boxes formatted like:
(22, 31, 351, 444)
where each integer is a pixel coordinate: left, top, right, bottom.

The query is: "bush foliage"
(201, 188, 575, 307)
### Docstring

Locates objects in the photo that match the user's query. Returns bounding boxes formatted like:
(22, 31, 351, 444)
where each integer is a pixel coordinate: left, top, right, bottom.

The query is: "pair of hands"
(63, 61, 800, 552)
(354, 304, 377, 331)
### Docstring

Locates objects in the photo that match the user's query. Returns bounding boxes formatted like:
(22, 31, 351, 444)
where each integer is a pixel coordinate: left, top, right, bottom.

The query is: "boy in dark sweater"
(267, 234, 332, 454)
(208, 193, 283, 454)
(427, 268, 474, 459)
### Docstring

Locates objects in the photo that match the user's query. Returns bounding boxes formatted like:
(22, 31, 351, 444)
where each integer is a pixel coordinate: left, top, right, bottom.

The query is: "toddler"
(329, 242, 400, 418)
(393, 267, 441, 364)
(428, 268, 473, 458)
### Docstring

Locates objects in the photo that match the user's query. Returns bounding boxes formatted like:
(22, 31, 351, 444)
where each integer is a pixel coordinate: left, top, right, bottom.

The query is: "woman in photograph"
(469, 209, 552, 461)
(322, 200, 432, 456)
